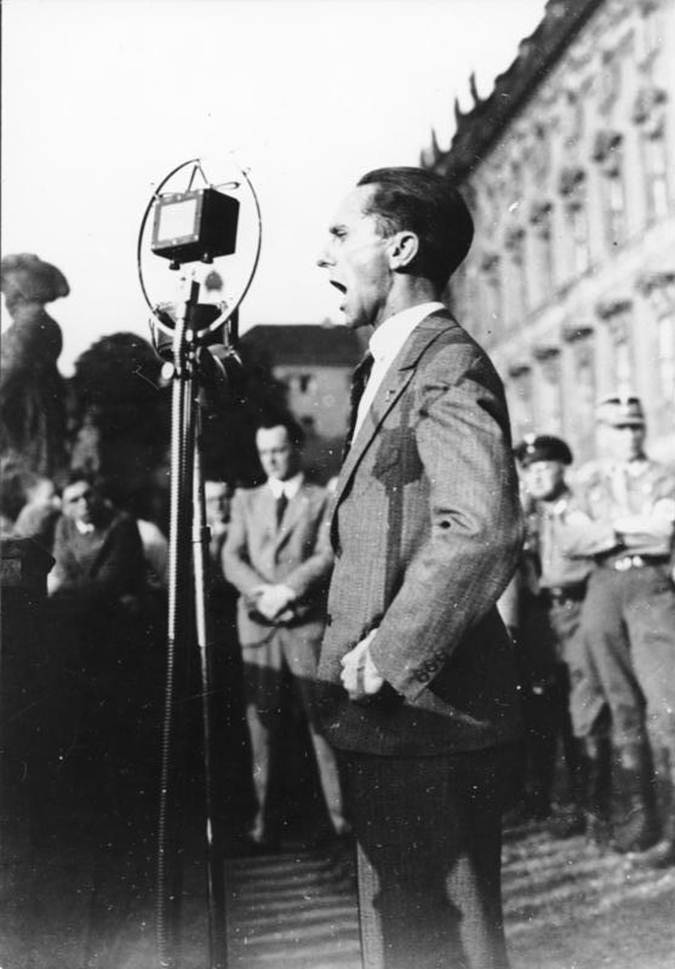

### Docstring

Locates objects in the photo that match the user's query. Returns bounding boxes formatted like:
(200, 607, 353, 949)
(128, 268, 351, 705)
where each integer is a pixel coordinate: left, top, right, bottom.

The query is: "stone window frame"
(595, 297, 635, 397)
(558, 166, 590, 277)
(532, 344, 563, 434)
(637, 271, 675, 411)
(529, 200, 555, 300)
(592, 130, 627, 251)
(561, 322, 597, 464)
(479, 251, 503, 338)
(632, 85, 670, 222)
(503, 225, 528, 324)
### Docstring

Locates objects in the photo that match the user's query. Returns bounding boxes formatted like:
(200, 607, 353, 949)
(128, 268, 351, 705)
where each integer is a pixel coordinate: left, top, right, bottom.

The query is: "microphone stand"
(156, 272, 227, 969)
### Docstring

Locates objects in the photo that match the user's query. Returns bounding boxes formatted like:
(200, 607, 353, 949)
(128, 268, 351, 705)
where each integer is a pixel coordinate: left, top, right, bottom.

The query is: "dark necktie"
(275, 492, 288, 530)
(343, 350, 374, 460)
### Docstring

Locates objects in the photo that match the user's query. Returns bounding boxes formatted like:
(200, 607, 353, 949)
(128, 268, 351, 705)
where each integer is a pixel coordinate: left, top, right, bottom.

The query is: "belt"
(540, 582, 587, 606)
(598, 554, 670, 572)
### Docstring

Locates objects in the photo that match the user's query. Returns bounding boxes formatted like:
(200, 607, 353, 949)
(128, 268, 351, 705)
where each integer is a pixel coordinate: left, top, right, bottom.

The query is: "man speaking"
(316, 168, 523, 969)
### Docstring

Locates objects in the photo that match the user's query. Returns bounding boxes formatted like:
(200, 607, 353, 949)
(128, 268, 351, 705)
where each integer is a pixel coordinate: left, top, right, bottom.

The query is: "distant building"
(241, 323, 363, 481)
(422, 0, 675, 463)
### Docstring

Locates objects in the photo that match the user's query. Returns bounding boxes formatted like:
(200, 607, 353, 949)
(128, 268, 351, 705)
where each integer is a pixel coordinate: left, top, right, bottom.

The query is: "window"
(534, 347, 562, 433)
(529, 201, 554, 302)
(480, 252, 502, 340)
(614, 339, 632, 397)
(644, 134, 669, 220)
(504, 227, 527, 324)
(597, 300, 634, 395)
(559, 167, 589, 277)
(570, 203, 590, 274)
(507, 365, 534, 440)
(592, 131, 626, 250)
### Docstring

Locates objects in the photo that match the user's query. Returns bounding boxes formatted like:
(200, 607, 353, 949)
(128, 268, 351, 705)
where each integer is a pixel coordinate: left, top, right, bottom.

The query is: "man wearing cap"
(563, 395, 675, 864)
(513, 435, 592, 833)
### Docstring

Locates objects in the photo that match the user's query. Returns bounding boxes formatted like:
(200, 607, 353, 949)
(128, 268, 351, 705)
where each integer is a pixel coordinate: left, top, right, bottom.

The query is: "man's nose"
(316, 242, 334, 269)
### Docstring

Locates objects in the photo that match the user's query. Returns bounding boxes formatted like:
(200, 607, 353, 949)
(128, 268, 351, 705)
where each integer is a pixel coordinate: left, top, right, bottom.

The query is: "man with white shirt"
(222, 416, 347, 851)
(316, 168, 523, 969)
(563, 395, 675, 865)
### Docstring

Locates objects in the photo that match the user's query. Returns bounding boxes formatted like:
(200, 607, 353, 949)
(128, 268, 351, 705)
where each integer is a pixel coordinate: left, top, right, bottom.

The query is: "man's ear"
(387, 231, 419, 271)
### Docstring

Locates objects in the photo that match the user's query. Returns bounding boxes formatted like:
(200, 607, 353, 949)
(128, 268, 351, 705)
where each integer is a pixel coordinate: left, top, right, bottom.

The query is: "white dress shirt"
(353, 301, 446, 438)
(267, 471, 304, 501)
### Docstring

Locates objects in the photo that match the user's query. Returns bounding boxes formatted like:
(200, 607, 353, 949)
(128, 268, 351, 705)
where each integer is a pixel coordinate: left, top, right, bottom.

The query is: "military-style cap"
(514, 433, 573, 467)
(596, 394, 646, 427)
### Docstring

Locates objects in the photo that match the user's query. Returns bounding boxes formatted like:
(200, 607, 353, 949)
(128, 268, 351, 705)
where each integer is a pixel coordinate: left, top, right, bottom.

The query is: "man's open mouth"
(329, 280, 347, 310)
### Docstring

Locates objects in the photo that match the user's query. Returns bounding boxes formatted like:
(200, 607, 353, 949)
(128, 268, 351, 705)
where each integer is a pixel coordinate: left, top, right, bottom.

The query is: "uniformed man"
(512, 435, 593, 834)
(563, 395, 675, 864)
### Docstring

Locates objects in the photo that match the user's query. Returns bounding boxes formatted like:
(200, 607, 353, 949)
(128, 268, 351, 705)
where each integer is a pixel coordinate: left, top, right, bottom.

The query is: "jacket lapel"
(332, 311, 458, 512)
(259, 485, 278, 540)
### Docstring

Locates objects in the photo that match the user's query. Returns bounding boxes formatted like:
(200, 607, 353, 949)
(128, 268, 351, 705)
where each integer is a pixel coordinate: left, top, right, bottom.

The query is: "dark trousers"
(570, 564, 675, 752)
(242, 626, 345, 842)
(520, 596, 584, 812)
(337, 746, 519, 969)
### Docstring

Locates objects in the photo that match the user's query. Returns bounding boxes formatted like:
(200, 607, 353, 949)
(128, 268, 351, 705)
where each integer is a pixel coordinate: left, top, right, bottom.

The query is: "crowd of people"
(2, 168, 675, 969)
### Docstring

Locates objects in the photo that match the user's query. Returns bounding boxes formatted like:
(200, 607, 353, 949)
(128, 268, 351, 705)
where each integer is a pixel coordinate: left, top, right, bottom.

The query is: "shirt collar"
(369, 301, 446, 363)
(268, 471, 304, 500)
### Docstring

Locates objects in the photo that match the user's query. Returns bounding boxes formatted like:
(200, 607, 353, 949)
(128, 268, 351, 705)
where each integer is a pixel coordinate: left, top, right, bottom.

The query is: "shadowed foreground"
(2, 812, 675, 969)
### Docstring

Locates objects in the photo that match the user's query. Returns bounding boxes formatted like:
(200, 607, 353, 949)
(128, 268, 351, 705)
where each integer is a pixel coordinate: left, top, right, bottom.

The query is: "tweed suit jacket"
(222, 480, 333, 653)
(317, 310, 524, 756)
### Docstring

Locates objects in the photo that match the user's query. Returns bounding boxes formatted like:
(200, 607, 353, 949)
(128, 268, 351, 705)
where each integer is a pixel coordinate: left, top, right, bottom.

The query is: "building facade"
(423, 0, 675, 464)
(242, 323, 363, 481)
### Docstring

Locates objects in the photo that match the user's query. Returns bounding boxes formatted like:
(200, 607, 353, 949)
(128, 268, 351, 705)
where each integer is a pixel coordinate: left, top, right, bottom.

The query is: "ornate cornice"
(561, 322, 595, 343)
(636, 270, 675, 317)
(480, 251, 501, 273)
(595, 297, 632, 320)
(504, 225, 526, 253)
(558, 165, 586, 196)
(508, 362, 532, 379)
(592, 129, 623, 163)
(529, 200, 553, 225)
(421, 0, 605, 183)
(532, 343, 561, 361)
(636, 270, 675, 297)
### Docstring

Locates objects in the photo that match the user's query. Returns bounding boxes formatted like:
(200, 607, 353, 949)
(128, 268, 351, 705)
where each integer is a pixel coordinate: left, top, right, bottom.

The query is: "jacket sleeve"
(559, 510, 617, 558)
(368, 344, 523, 701)
(283, 492, 334, 599)
(222, 489, 267, 595)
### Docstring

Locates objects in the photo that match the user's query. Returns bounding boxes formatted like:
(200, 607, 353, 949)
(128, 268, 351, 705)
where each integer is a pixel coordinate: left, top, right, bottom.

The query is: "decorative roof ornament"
(469, 72, 483, 109)
(419, 127, 443, 170)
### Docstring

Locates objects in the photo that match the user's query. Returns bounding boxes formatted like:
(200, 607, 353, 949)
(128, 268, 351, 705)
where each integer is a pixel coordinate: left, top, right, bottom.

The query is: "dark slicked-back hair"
(254, 412, 306, 450)
(357, 167, 474, 288)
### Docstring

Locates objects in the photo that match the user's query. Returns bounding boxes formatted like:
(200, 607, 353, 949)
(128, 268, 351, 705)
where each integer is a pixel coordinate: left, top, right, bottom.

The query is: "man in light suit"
(316, 168, 524, 969)
(223, 416, 348, 850)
